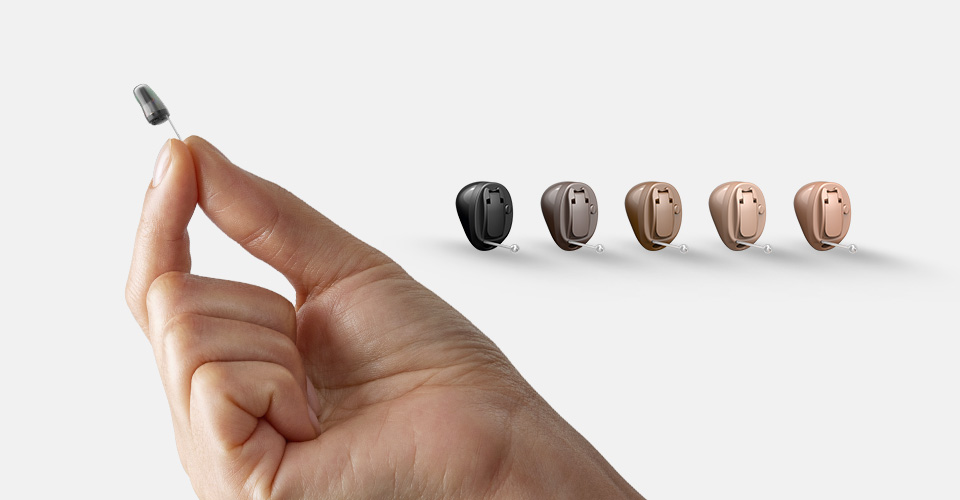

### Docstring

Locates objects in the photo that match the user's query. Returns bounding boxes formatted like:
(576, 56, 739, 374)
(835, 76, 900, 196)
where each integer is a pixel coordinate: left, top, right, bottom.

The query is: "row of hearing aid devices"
(456, 181, 857, 255)
(131, 85, 858, 257)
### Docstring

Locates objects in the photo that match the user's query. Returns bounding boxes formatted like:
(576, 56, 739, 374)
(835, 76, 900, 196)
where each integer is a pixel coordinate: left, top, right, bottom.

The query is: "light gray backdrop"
(1, 1, 957, 499)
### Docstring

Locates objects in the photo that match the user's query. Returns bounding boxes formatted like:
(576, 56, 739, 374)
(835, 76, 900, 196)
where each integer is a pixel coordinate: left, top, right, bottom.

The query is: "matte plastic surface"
(624, 182, 683, 251)
(541, 182, 599, 250)
(794, 181, 852, 250)
(456, 181, 514, 251)
(708, 181, 767, 251)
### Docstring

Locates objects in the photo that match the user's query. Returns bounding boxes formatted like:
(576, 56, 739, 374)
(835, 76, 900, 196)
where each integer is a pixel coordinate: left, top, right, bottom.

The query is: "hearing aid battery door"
(456, 182, 514, 251)
(541, 182, 599, 250)
(709, 181, 768, 250)
(794, 181, 852, 250)
(625, 182, 682, 251)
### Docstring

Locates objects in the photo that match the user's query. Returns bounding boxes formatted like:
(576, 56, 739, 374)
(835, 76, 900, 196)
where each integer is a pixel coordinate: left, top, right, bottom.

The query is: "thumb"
(126, 139, 198, 334)
(184, 136, 391, 303)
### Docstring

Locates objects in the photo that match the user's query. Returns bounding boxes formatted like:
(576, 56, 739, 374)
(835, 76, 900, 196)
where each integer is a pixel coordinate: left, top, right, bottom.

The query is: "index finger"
(185, 136, 392, 304)
(125, 139, 198, 333)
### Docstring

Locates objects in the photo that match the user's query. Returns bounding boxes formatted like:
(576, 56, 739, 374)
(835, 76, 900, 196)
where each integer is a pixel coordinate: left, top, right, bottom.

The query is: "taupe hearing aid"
(709, 181, 773, 253)
(541, 181, 604, 253)
(624, 182, 687, 253)
(794, 181, 857, 253)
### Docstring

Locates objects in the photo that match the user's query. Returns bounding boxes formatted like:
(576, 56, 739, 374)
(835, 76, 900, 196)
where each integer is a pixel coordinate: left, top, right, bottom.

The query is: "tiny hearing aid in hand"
(624, 182, 688, 253)
(709, 181, 773, 253)
(794, 181, 857, 253)
(541, 182, 604, 253)
(133, 84, 181, 140)
(456, 182, 520, 252)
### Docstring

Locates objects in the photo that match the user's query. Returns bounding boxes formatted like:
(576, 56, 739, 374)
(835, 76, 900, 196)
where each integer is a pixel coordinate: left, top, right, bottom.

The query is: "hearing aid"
(541, 182, 604, 253)
(624, 182, 687, 253)
(709, 181, 773, 253)
(794, 181, 857, 253)
(456, 182, 519, 252)
(133, 84, 181, 139)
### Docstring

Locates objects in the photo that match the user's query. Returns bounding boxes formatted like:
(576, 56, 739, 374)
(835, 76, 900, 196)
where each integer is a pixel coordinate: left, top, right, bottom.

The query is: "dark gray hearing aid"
(456, 182, 519, 252)
(133, 84, 181, 139)
(541, 181, 604, 253)
(624, 181, 687, 253)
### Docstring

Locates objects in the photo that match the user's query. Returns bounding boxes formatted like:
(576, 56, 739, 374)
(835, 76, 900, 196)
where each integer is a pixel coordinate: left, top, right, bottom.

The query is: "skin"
(126, 137, 644, 500)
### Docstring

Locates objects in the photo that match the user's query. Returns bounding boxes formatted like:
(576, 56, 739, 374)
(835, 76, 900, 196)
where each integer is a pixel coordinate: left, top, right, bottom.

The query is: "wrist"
(497, 398, 644, 500)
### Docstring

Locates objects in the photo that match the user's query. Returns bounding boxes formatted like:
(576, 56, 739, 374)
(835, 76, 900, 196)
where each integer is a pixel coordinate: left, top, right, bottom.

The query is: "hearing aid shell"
(625, 182, 682, 251)
(794, 181, 852, 250)
(709, 181, 767, 250)
(541, 182, 599, 250)
(456, 181, 514, 251)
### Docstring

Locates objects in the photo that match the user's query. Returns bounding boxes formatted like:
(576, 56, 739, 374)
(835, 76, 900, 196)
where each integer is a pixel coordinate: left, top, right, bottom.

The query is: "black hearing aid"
(456, 182, 519, 252)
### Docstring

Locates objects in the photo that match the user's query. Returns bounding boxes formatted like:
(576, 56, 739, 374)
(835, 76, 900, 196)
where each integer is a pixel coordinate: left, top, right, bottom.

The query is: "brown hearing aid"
(624, 182, 687, 252)
(709, 181, 772, 253)
(794, 181, 857, 253)
(541, 181, 604, 253)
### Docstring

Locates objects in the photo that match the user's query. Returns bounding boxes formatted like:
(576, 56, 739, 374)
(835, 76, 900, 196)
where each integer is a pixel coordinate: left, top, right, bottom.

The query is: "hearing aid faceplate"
(625, 182, 682, 251)
(709, 181, 767, 250)
(541, 182, 599, 250)
(795, 181, 852, 250)
(456, 182, 514, 251)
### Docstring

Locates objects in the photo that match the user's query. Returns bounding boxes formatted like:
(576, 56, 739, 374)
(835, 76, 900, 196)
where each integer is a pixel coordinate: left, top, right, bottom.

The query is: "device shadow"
(435, 236, 923, 277)
(768, 245, 917, 272)
(434, 238, 557, 270)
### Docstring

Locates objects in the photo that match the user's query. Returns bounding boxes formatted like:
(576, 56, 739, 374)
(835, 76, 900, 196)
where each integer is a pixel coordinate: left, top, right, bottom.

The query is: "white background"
(1, 1, 957, 499)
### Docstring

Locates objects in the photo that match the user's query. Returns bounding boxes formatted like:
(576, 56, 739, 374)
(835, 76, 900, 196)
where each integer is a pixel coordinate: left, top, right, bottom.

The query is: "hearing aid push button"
(569, 188, 591, 238)
(654, 190, 674, 238)
(484, 188, 506, 238)
(738, 188, 759, 238)
(822, 188, 843, 238)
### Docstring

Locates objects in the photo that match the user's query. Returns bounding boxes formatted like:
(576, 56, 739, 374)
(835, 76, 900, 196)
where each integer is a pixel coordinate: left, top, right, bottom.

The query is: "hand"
(125, 137, 643, 499)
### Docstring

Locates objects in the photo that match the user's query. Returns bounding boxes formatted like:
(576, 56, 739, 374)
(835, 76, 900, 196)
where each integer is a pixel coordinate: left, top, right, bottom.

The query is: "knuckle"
(278, 299, 297, 337)
(275, 337, 302, 373)
(191, 363, 228, 394)
(123, 283, 139, 314)
(161, 313, 204, 359)
(146, 271, 191, 312)
(262, 364, 296, 394)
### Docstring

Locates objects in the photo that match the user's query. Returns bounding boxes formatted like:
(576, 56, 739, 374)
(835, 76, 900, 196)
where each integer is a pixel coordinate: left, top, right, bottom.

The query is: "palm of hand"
(275, 265, 529, 499)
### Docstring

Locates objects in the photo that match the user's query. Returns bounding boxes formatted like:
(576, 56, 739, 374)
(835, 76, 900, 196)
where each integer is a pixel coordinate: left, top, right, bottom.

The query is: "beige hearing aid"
(709, 181, 772, 253)
(794, 181, 857, 253)
(624, 182, 687, 253)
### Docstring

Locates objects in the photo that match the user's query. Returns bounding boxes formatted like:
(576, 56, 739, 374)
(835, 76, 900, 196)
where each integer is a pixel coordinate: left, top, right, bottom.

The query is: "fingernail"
(305, 376, 322, 434)
(308, 406, 322, 435)
(152, 140, 171, 187)
(306, 375, 322, 415)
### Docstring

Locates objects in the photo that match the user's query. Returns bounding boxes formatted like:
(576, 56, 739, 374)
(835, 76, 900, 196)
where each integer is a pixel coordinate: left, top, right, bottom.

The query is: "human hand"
(125, 137, 643, 499)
